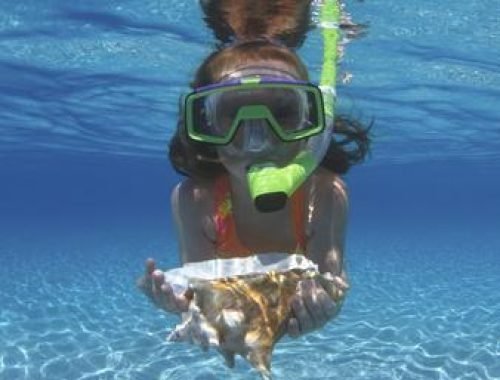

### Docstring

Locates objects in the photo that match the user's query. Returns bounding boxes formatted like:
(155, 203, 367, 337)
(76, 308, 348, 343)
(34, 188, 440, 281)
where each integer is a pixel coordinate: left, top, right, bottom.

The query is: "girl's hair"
(199, 0, 313, 48)
(169, 0, 371, 178)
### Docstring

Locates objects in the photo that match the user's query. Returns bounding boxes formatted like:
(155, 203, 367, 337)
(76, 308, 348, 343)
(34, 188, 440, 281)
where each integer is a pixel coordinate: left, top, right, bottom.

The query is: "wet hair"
(169, 0, 371, 178)
(199, 0, 313, 48)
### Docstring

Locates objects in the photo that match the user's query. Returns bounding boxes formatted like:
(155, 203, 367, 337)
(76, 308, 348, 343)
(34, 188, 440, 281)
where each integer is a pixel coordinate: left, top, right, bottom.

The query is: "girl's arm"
(137, 179, 216, 314)
(307, 170, 349, 277)
(171, 179, 216, 264)
(288, 169, 350, 336)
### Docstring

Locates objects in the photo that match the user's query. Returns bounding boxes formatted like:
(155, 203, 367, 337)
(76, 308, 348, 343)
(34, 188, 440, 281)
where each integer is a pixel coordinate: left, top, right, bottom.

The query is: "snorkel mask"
(184, 0, 341, 212)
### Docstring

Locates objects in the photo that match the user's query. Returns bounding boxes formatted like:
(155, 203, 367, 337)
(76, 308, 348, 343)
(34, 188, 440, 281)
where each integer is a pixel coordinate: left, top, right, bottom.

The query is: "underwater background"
(1, 1, 499, 379)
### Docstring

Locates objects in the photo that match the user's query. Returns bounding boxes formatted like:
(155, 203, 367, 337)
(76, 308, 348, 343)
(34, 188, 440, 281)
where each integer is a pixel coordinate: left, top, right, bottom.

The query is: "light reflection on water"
(0, 225, 499, 379)
(0, 0, 499, 163)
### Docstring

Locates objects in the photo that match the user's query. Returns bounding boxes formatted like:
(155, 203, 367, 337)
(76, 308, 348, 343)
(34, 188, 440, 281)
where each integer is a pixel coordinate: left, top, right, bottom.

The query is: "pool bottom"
(0, 222, 499, 380)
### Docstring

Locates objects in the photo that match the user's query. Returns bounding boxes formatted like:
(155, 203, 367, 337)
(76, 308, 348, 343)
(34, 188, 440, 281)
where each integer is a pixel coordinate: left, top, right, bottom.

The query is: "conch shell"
(163, 254, 341, 379)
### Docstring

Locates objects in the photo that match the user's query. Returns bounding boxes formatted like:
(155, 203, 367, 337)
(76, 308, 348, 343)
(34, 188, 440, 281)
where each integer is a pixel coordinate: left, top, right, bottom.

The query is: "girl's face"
(213, 66, 306, 177)
(217, 128, 304, 177)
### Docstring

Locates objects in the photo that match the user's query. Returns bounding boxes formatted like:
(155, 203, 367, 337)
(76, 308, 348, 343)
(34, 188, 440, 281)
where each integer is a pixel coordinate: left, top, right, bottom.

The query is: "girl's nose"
(239, 119, 275, 152)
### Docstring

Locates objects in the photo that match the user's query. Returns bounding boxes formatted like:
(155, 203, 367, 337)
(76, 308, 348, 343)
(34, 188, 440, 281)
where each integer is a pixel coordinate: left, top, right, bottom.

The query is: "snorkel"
(246, 0, 341, 212)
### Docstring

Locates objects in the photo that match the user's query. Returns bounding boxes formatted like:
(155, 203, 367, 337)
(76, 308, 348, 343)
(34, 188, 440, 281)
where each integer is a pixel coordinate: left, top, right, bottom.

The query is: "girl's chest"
(226, 202, 306, 252)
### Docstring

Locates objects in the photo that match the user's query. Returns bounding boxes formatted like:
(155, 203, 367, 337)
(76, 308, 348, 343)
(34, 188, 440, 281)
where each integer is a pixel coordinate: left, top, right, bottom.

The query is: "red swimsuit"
(213, 175, 307, 258)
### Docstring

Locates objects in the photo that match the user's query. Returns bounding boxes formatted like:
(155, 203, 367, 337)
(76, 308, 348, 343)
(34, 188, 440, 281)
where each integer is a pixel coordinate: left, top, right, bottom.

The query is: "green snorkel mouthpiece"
(246, 0, 341, 213)
(247, 151, 316, 212)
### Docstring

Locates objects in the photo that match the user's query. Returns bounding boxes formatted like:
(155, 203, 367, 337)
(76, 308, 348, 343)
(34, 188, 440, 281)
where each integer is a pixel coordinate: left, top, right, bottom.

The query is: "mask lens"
(293, 90, 320, 133)
(208, 87, 308, 136)
(263, 88, 305, 133)
(191, 97, 226, 139)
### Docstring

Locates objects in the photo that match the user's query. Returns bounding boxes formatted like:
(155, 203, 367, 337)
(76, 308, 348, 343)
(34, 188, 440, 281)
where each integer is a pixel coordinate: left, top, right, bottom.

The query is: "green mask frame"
(185, 81, 325, 145)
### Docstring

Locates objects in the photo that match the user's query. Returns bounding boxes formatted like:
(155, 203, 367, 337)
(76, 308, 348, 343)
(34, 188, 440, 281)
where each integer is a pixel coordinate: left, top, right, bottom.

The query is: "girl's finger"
(161, 283, 176, 310)
(302, 282, 328, 326)
(145, 258, 156, 275)
(137, 259, 156, 292)
(317, 288, 338, 319)
(333, 275, 349, 291)
(291, 296, 313, 333)
(152, 270, 165, 294)
(288, 317, 300, 338)
(174, 292, 190, 312)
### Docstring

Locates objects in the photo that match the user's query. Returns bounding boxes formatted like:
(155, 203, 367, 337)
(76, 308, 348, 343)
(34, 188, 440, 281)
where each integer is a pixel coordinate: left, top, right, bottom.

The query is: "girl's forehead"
(218, 62, 302, 82)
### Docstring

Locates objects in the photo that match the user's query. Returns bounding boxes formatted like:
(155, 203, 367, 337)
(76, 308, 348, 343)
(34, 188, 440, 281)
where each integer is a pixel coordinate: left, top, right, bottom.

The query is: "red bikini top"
(213, 175, 306, 258)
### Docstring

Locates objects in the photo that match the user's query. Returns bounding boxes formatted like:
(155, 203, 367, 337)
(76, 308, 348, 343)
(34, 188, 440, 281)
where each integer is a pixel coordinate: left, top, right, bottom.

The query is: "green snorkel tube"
(247, 0, 341, 212)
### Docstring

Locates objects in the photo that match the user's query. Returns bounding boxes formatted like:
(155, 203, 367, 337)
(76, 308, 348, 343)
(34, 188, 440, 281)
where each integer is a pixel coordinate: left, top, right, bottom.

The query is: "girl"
(139, 0, 370, 338)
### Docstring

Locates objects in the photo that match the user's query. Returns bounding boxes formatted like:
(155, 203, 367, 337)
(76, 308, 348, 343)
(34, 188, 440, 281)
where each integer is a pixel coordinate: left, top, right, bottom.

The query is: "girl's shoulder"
(171, 178, 219, 246)
(311, 167, 348, 201)
(171, 177, 217, 212)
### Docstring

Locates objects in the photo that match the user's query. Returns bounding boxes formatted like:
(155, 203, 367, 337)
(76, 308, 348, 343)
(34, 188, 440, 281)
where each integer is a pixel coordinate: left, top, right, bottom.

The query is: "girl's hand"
(137, 258, 191, 314)
(287, 275, 348, 337)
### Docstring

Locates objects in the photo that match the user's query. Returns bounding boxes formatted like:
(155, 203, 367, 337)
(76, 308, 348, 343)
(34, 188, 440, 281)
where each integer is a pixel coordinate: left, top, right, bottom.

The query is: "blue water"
(1, 1, 500, 379)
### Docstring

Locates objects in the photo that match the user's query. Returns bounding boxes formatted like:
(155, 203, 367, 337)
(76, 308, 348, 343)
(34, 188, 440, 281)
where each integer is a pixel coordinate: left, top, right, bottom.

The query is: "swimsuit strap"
(213, 175, 253, 258)
(213, 175, 306, 258)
